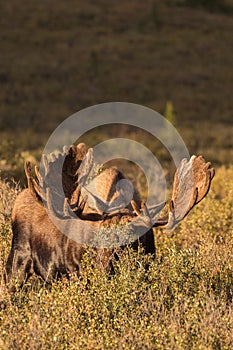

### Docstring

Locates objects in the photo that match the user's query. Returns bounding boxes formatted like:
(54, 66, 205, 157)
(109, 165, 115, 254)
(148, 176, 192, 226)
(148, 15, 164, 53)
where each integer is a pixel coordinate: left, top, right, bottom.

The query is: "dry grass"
(0, 166, 232, 349)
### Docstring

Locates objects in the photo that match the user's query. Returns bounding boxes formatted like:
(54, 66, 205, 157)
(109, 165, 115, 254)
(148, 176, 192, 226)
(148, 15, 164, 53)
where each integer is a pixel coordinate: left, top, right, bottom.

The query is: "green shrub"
(0, 166, 232, 349)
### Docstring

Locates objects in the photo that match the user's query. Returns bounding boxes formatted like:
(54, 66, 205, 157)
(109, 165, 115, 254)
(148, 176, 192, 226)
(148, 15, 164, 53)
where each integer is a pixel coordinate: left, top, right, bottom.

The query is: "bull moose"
(5, 143, 215, 289)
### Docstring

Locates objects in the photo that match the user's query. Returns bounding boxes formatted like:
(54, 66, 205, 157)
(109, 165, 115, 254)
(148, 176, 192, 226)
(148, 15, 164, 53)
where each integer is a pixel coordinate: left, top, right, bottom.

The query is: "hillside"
(0, 0, 232, 181)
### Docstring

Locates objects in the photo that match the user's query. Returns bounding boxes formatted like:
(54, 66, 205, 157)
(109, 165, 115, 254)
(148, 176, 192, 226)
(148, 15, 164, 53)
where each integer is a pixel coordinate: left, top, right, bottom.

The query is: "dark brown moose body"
(5, 143, 215, 290)
(6, 188, 155, 288)
(7, 189, 85, 284)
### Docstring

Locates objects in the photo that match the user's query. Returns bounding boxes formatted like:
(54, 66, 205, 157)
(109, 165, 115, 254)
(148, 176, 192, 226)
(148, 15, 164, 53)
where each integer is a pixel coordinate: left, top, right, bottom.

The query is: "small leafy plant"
(0, 166, 232, 349)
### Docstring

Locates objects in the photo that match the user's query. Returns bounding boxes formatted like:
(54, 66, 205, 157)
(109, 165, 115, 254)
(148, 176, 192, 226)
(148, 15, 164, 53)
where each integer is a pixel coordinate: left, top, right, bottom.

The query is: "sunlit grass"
(0, 166, 232, 349)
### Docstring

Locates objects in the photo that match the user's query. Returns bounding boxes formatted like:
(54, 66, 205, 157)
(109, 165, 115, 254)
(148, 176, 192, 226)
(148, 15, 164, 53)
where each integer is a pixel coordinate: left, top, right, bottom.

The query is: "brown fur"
(5, 188, 155, 290)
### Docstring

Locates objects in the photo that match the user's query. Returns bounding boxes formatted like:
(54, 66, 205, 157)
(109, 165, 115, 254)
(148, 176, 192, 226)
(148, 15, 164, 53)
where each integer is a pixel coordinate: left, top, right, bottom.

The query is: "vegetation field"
(0, 0, 232, 349)
(0, 165, 232, 349)
(0, 0, 233, 181)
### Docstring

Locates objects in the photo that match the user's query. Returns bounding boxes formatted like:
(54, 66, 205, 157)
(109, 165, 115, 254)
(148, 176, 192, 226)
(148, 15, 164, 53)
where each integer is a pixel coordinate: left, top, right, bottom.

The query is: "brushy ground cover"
(0, 165, 232, 349)
(0, 1, 232, 348)
(0, 0, 233, 176)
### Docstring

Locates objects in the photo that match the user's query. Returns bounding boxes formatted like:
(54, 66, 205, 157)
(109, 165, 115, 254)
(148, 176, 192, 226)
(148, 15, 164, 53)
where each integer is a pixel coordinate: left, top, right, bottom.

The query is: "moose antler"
(131, 155, 214, 232)
(25, 147, 214, 235)
(25, 143, 94, 215)
(154, 155, 215, 231)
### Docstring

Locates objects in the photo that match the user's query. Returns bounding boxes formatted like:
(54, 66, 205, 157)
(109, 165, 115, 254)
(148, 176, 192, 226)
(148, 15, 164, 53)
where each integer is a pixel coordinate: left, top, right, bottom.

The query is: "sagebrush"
(0, 166, 232, 349)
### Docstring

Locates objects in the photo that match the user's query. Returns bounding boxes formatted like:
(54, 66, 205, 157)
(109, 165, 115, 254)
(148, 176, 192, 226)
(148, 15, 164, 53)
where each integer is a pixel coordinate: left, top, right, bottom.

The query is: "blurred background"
(0, 0, 232, 182)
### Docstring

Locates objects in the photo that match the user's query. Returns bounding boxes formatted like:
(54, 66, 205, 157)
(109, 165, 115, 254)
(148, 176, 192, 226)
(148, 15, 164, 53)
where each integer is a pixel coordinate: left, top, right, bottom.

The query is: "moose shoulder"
(5, 144, 215, 290)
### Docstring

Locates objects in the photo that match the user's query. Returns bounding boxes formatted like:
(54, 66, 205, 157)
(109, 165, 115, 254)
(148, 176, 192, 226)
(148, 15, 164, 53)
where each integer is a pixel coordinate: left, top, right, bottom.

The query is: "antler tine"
(131, 200, 141, 216)
(77, 142, 87, 153)
(49, 152, 55, 162)
(24, 161, 38, 198)
(135, 201, 152, 227)
(63, 145, 69, 155)
(131, 200, 152, 225)
(195, 166, 215, 205)
(141, 202, 151, 218)
(24, 161, 46, 201)
(190, 155, 215, 205)
(34, 165, 43, 185)
(42, 154, 49, 176)
(74, 147, 94, 180)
